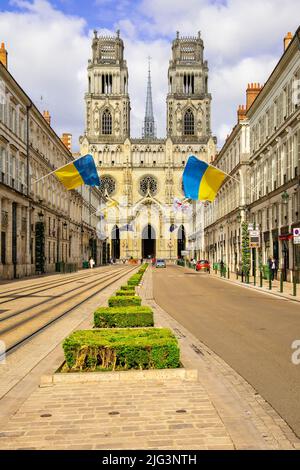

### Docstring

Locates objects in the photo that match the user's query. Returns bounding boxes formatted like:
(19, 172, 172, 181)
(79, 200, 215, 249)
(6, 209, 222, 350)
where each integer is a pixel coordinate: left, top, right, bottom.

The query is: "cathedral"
(79, 30, 216, 260)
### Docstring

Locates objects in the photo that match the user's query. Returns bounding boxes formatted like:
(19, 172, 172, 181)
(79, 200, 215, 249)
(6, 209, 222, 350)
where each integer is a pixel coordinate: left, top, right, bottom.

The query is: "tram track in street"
(0, 266, 137, 355)
(0, 267, 116, 305)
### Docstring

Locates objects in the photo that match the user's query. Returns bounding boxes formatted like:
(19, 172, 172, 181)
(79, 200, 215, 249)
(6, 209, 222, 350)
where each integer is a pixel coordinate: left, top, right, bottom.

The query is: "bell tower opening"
(142, 224, 156, 259)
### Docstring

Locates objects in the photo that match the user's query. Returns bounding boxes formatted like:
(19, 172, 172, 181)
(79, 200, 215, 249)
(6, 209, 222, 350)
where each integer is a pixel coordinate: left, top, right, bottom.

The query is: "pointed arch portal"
(111, 225, 120, 259)
(177, 225, 186, 258)
(142, 224, 156, 259)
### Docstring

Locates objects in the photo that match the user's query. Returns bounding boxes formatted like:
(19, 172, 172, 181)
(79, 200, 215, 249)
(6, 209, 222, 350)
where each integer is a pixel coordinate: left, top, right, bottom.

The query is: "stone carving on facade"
(114, 103, 120, 135)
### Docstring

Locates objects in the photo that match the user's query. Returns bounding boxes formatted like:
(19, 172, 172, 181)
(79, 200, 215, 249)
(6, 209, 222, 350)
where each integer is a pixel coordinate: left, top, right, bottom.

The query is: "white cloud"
(0, 0, 90, 149)
(1, 0, 299, 151)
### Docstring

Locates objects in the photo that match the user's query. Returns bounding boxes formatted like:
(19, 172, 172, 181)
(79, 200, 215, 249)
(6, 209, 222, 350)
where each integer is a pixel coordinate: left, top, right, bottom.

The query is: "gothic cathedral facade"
(80, 30, 216, 260)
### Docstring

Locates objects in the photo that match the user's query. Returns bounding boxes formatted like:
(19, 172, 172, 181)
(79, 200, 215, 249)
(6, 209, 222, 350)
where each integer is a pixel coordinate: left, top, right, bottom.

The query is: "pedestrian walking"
(271, 257, 277, 281)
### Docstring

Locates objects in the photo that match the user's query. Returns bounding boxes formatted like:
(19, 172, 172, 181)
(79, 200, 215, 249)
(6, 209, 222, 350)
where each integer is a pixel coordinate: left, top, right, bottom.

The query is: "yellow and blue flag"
(183, 155, 226, 202)
(54, 154, 100, 190)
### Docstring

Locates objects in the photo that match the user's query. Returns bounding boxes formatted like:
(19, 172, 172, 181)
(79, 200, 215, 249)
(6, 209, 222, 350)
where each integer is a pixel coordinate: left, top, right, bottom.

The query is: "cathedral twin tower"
(81, 29, 214, 144)
(79, 30, 216, 260)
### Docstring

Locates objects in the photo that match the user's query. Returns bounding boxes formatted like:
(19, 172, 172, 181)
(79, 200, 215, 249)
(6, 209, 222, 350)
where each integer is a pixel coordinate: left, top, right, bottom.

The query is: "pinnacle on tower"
(142, 57, 156, 139)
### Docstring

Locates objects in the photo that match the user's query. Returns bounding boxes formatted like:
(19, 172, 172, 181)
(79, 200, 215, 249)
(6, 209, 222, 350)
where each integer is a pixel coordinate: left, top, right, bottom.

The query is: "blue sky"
(0, 0, 299, 150)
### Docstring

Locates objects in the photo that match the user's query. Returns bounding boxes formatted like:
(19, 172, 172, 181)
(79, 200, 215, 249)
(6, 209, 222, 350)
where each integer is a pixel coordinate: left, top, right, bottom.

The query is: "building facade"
(203, 30, 300, 282)
(80, 30, 216, 260)
(0, 45, 104, 280)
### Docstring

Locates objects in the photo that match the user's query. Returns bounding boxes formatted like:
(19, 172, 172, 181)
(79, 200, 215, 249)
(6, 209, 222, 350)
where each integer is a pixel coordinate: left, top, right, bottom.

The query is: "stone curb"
(40, 368, 198, 387)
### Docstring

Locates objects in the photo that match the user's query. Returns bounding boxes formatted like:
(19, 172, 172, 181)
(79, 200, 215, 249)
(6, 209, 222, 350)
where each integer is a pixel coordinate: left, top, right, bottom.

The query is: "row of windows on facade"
(250, 73, 300, 153)
(205, 190, 299, 231)
(216, 131, 299, 204)
(250, 135, 300, 201)
(0, 101, 27, 141)
(0, 101, 70, 170)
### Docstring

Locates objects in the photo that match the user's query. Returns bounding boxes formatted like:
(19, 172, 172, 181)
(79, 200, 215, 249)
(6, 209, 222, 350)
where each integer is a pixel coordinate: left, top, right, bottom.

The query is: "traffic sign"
(249, 230, 260, 248)
(293, 228, 300, 244)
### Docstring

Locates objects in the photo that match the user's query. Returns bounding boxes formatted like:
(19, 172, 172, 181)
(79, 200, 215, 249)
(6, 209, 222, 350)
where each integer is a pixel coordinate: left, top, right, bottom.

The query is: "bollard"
(260, 271, 263, 288)
(236, 270, 238, 280)
(241, 271, 244, 283)
(246, 273, 250, 284)
(254, 272, 256, 286)
(293, 277, 297, 297)
(227, 267, 230, 279)
(280, 272, 283, 293)
(269, 273, 272, 290)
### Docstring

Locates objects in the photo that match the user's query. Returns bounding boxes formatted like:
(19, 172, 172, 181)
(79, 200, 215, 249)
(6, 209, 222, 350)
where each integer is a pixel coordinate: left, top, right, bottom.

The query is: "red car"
(196, 260, 210, 273)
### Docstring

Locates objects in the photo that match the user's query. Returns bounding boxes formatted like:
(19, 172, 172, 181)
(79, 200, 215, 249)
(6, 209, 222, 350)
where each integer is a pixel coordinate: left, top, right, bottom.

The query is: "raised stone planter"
(40, 368, 198, 387)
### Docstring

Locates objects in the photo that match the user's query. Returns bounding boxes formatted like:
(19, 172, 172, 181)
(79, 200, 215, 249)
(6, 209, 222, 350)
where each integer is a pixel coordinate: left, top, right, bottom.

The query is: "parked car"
(196, 260, 210, 273)
(156, 259, 166, 268)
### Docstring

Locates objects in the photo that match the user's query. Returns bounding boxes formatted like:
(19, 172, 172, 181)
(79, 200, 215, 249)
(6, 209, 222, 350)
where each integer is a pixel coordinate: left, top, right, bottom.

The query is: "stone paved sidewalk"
(0, 266, 299, 450)
(208, 268, 300, 303)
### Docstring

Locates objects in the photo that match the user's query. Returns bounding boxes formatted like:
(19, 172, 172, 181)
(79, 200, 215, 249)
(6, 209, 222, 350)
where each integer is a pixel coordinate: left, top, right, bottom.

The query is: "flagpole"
(32, 154, 86, 185)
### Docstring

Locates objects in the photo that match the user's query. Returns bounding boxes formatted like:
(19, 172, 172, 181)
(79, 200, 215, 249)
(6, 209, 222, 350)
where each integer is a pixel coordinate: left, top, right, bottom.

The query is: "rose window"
(99, 175, 116, 196)
(139, 175, 158, 196)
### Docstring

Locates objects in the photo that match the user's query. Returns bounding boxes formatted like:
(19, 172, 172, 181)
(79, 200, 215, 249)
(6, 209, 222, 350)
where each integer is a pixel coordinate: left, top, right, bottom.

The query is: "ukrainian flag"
(183, 155, 226, 202)
(54, 154, 100, 190)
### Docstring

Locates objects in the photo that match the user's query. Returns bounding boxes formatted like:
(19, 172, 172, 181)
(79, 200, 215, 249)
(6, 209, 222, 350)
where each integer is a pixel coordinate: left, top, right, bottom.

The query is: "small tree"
(241, 221, 250, 280)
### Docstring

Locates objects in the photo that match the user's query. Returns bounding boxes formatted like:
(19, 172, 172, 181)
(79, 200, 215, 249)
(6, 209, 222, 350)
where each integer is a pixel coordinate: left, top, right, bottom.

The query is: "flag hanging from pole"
(54, 154, 100, 190)
(182, 155, 226, 202)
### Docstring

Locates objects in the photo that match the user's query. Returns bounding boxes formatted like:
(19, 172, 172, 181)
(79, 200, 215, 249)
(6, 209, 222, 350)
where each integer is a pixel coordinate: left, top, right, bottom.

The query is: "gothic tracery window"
(139, 175, 158, 197)
(102, 109, 112, 135)
(184, 109, 194, 135)
(99, 175, 116, 196)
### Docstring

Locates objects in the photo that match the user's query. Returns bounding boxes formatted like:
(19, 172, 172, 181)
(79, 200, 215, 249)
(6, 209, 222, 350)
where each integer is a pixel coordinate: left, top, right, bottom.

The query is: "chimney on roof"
(284, 32, 293, 51)
(61, 133, 72, 152)
(237, 104, 247, 123)
(246, 83, 263, 110)
(43, 110, 51, 126)
(0, 42, 8, 68)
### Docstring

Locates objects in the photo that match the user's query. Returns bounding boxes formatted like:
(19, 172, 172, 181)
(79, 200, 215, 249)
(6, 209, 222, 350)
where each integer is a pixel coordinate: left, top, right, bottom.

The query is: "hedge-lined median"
(108, 295, 142, 307)
(62, 328, 180, 371)
(94, 306, 154, 328)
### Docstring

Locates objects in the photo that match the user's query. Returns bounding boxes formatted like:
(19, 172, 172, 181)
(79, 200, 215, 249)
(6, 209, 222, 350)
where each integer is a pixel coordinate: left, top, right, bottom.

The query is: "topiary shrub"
(108, 295, 142, 307)
(94, 306, 154, 328)
(62, 328, 180, 371)
(115, 289, 136, 296)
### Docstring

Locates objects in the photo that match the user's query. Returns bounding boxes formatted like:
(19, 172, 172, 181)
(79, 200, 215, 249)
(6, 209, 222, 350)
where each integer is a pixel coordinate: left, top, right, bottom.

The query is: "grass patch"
(94, 306, 154, 328)
(62, 328, 180, 371)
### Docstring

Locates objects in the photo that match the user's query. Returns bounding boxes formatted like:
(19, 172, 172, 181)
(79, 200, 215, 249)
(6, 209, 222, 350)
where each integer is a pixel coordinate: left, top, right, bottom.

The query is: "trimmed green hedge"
(128, 274, 142, 286)
(138, 264, 148, 274)
(94, 306, 154, 328)
(115, 289, 136, 296)
(62, 328, 180, 371)
(120, 285, 136, 291)
(108, 295, 142, 307)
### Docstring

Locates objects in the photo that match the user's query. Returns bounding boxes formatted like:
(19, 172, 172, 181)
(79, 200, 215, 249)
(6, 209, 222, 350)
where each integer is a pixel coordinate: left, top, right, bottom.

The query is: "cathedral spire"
(142, 57, 156, 139)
